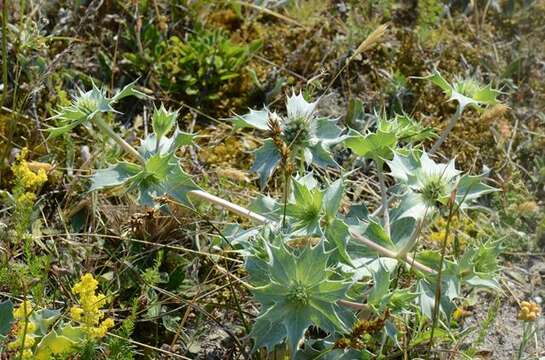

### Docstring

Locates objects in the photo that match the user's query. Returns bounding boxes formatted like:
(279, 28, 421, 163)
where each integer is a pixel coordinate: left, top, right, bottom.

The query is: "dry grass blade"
(236, 1, 305, 28)
(350, 24, 389, 60)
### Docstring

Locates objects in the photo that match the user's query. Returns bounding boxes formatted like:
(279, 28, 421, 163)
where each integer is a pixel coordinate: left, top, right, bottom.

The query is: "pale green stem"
(376, 160, 390, 237)
(429, 105, 463, 155)
(429, 200, 455, 352)
(94, 116, 145, 164)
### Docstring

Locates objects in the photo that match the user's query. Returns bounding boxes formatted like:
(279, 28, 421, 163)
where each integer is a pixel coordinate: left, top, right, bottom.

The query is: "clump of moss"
(199, 133, 248, 167)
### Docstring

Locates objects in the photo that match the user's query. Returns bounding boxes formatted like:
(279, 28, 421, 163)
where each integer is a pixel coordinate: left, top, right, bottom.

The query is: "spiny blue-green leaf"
(111, 79, 149, 103)
(248, 242, 352, 356)
(416, 279, 456, 320)
(286, 179, 323, 236)
(0, 300, 14, 337)
(139, 127, 196, 159)
(251, 139, 282, 188)
(379, 113, 436, 143)
(324, 219, 352, 266)
(367, 260, 391, 306)
(422, 69, 501, 110)
(90, 162, 142, 191)
(390, 216, 417, 253)
(390, 190, 430, 221)
(250, 308, 288, 351)
(312, 117, 343, 143)
(323, 179, 344, 220)
(138, 162, 199, 208)
(307, 143, 338, 168)
(250, 195, 282, 222)
(233, 108, 270, 130)
(267, 243, 298, 285)
(46, 117, 89, 138)
(363, 219, 395, 250)
(151, 104, 178, 140)
(455, 174, 498, 209)
(144, 154, 172, 181)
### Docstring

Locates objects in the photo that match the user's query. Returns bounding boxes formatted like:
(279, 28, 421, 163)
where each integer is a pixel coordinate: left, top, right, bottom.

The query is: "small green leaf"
(344, 129, 397, 160)
(152, 104, 178, 140)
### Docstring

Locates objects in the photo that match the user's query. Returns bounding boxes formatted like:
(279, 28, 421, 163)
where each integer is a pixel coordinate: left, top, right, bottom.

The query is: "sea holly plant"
(234, 92, 343, 187)
(50, 83, 199, 209)
(90, 105, 199, 207)
(421, 69, 502, 154)
(248, 240, 353, 355)
(52, 74, 505, 358)
(48, 80, 147, 138)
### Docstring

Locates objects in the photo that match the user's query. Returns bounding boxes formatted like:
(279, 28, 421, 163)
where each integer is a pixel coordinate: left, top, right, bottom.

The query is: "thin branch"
(94, 116, 146, 164)
(349, 230, 436, 275)
(188, 190, 271, 224)
(376, 162, 390, 237)
(429, 105, 463, 155)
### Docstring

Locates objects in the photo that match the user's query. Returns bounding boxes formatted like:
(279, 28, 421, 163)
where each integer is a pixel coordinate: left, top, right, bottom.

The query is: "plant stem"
(429, 105, 463, 155)
(1, 0, 7, 107)
(188, 190, 271, 224)
(349, 229, 436, 275)
(376, 160, 390, 237)
(94, 116, 146, 164)
(429, 198, 456, 353)
(281, 167, 290, 230)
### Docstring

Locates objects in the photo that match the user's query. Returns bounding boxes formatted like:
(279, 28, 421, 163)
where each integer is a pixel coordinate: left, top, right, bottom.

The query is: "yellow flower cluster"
(11, 148, 48, 191)
(70, 273, 114, 338)
(518, 301, 541, 322)
(428, 216, 477, 249)
(8, 301, 37, 359)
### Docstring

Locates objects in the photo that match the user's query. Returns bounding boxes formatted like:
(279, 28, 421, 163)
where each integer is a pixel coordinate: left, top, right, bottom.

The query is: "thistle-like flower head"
(49, 80, 147, 138)
(234, 91, 342, 187)
(423, 69, 501, 110)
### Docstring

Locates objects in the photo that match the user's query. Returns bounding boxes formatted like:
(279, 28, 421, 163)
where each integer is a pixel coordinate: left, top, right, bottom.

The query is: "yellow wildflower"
(15, 192, 37, 206)
(453, 307, 471, 320)
(518, 301, 541, 322)
(11, 148, 48, 191)
(8, 301, 38, 359)
(70, 305, 84, 321)
(13, 300, 33, 319)
(71, 273, 114, 339)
